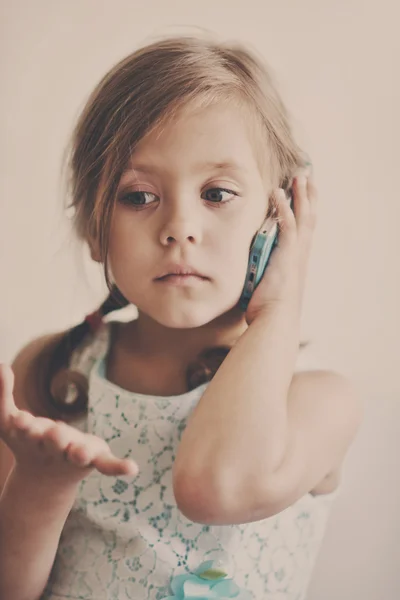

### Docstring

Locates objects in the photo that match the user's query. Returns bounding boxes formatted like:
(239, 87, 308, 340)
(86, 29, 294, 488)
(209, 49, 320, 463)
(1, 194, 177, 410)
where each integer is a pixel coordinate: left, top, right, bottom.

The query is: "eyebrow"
(124, 160, 247, 176)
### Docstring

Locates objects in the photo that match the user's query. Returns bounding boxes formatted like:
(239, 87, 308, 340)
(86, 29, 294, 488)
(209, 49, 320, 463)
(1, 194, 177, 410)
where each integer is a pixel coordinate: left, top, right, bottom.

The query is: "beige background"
(1, 1, 399, 598)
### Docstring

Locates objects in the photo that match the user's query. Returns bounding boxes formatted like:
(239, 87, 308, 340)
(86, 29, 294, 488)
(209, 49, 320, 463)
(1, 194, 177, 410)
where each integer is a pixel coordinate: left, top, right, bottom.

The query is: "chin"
(148, 299, 239, 330)
(152, 308, 216, 329)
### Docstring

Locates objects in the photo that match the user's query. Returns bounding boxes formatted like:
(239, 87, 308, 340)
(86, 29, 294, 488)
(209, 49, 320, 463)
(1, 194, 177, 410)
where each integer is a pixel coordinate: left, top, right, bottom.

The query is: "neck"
(122, 307, 248, 362)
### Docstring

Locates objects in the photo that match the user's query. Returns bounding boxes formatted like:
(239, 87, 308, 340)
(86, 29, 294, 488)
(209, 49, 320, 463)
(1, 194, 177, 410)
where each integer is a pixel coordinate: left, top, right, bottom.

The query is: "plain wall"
(1, 1, 399, 598)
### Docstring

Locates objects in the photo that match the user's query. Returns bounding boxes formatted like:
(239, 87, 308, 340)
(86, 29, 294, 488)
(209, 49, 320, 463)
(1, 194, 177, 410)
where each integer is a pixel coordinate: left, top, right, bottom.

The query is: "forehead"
(121, 102, 269, 183)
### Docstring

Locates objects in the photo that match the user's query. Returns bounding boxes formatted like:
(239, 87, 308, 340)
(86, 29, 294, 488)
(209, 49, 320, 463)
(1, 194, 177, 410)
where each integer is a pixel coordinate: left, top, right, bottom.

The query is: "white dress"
(41, 321, 340, 600)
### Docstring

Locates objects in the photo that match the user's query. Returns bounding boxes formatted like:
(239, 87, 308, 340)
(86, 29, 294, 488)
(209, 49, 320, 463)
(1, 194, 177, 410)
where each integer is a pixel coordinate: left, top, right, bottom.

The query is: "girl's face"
(105, 103, 270, 329)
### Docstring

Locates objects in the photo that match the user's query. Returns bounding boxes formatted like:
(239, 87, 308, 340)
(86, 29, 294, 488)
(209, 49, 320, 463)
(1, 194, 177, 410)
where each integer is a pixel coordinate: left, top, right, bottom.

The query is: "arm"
(0, 333, 78, 600)
(173, 304, 298, 521)
(0, 335, 138, 600)
(173, 305, 363, 525)
(0, 470, 78, 600)
(173, 176, 363, 525)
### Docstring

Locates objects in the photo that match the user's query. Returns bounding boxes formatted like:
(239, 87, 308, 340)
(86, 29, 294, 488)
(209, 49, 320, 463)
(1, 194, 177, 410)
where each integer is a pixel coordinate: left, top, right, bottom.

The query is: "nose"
(158, 199, 202, 247)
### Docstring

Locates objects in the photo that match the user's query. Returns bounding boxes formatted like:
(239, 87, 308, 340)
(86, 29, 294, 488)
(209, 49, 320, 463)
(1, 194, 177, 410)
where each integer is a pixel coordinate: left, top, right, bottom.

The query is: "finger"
(275, 189, 296, 238)
(306, 175, 318, 211)
(10, 410, 36, 436)
(293, 175, 309, 209)
(64, 430, 111, 465)
(293, 175, 317, 230)
(66, 440, 100, 467)
(41, 421, 81, 454)
(92, 452, 139, 477)
(28, 417, 60, 444)
(0, 364, 17, 427)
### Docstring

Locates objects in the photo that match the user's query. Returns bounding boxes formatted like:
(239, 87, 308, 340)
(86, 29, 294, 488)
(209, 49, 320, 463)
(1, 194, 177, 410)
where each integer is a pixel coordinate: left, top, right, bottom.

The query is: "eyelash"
(118, 187, 239, 210)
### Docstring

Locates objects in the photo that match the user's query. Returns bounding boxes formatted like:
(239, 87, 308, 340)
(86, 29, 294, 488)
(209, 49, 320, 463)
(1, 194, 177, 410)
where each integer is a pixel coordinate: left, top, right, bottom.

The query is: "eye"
(118, 187, 239, 209)
(202, 187, 238, 205)
(118, 191, 158, 207)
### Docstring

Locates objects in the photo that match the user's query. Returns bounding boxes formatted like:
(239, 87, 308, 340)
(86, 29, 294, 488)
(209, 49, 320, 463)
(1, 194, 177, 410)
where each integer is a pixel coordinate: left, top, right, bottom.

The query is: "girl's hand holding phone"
(245, 167, 317, 325)
(0, 364, 139, 489)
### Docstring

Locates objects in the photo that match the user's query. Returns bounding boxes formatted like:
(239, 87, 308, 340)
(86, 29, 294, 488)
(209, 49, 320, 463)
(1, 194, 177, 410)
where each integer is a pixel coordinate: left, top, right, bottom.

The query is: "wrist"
(9, 465, 79, 506)
(248, 300, 300, 328)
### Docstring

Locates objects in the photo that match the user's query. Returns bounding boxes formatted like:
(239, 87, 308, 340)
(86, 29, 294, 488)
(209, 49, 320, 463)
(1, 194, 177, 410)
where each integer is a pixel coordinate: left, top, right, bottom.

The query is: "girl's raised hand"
(0, 363, 139, 487)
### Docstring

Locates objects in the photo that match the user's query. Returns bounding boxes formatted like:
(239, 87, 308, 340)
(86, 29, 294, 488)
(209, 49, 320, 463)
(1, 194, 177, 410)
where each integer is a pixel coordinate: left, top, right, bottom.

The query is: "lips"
(157, 274, 205, 280)
(156, 273, 206, 282)
(155, 264, 208, 280)
(155, 273, 208, 287)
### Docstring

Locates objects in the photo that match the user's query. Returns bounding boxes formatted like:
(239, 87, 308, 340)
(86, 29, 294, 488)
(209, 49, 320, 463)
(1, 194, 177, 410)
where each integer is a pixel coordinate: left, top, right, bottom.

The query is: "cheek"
(107, 227, 145, 289)
(215, 208, 266, 288)
(215, 234, 253, 287)
(109, 216, 144, 263)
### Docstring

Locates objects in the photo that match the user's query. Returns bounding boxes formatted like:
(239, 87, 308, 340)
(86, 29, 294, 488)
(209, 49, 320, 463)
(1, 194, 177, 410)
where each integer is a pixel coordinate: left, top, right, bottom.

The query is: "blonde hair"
(42, 34, 310, 419)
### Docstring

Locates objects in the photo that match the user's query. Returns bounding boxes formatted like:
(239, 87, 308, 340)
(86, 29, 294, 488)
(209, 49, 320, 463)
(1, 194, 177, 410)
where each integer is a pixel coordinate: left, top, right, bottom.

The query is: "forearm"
(175, 304, 300, 502)
(0, 467, 78, 600)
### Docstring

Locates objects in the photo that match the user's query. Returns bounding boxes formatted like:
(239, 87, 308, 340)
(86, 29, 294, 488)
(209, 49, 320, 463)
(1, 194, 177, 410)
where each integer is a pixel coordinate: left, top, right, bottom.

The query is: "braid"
(44, 285, 129, 420)
(186, 346, 232, 390)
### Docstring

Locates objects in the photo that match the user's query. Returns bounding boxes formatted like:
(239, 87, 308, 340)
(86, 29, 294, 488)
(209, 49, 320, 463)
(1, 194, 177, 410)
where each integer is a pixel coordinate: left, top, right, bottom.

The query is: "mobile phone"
(238, 188, 294, 311)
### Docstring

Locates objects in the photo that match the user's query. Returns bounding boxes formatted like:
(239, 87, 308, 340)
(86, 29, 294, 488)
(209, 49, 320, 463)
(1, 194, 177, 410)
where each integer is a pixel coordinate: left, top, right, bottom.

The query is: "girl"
(0, 34, 362, 600)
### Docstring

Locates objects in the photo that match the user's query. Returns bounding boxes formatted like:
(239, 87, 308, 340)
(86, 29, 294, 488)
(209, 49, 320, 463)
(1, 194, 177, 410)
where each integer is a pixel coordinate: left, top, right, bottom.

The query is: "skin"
(0, 102, 275, 490)
(0, 94, 363, 600)
(91, 102, 274, 369)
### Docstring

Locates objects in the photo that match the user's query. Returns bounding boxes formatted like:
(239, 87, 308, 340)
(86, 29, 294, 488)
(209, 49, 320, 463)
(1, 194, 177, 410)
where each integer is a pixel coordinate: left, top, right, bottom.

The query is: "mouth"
(155, 273, 209, 286)
(154, 264, 209, 281)
(156, 273, 206, 280)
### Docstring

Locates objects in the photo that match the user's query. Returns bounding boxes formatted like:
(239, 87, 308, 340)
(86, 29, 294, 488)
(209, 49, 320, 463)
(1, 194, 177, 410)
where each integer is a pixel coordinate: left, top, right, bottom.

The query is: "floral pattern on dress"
(41, 322, 340, 600)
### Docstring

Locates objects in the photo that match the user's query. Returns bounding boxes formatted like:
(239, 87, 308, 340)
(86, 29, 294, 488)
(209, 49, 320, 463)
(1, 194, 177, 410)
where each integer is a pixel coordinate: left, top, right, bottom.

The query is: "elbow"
(172, 453, 233, 524)
(172, 468, 282, 525)
(173, 469, 226, 524)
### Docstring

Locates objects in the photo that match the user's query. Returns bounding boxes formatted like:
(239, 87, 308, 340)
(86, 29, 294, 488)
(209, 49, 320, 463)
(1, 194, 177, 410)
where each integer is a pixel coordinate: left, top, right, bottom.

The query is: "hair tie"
(84, 309, 103, 332)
